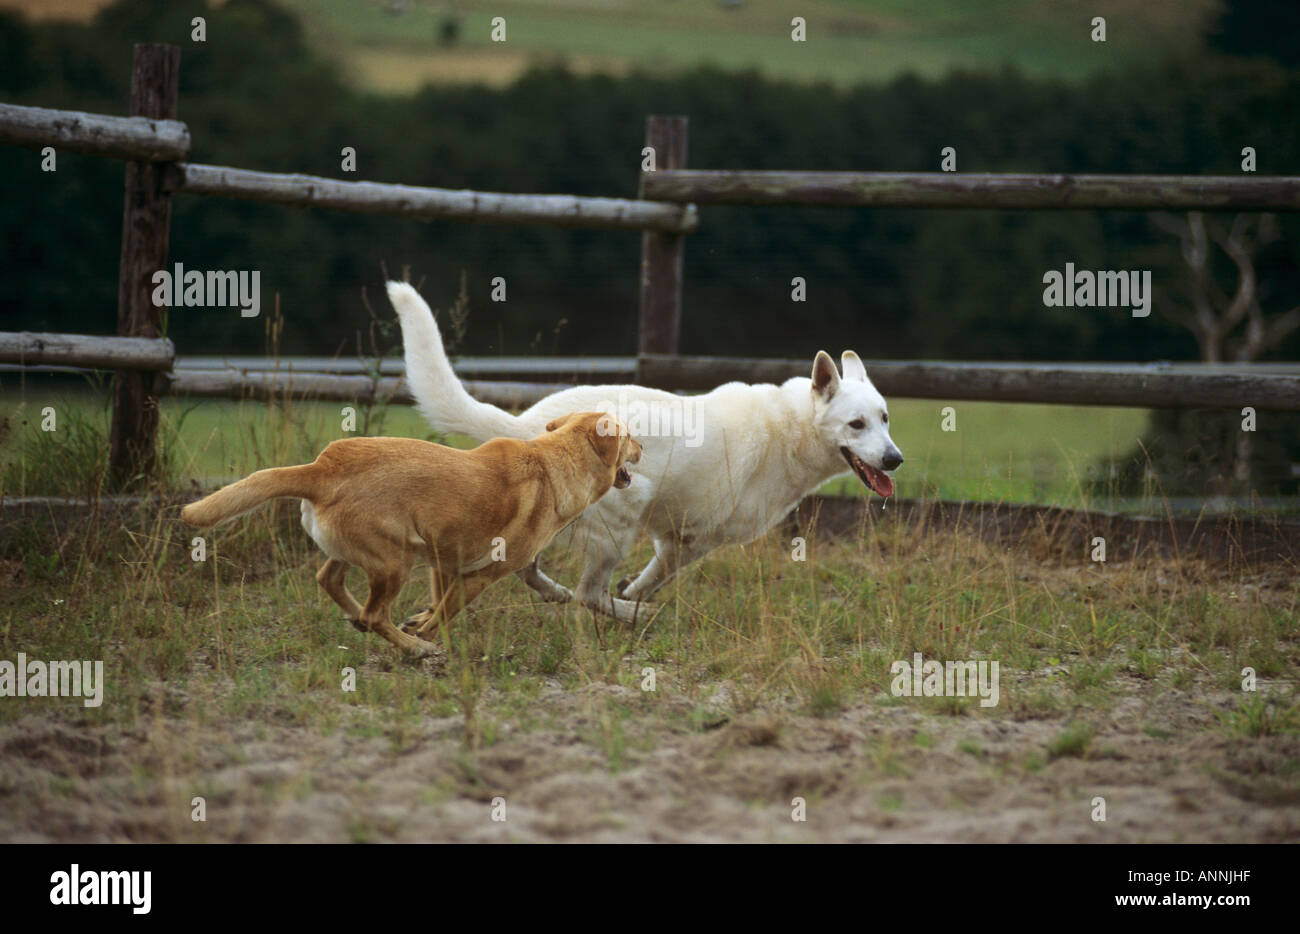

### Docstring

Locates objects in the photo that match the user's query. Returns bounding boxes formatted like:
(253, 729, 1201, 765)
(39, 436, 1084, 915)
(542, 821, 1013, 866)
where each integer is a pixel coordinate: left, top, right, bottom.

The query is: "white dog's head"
(810, 350, 903, 498)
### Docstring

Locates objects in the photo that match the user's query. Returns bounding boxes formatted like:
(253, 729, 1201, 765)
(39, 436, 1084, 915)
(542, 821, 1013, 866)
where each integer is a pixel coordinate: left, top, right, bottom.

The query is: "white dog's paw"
(536, 582, 574, 603)
(579, 591, 658, 624)
(616, 597, 658, 624)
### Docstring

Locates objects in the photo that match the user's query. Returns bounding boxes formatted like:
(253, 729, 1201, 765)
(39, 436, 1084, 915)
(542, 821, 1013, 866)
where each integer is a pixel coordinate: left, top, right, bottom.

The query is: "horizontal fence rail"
(637, 355, 1300, 410)
(641, 170, 1300, 211)
(165, 368, 559, 410)
(169, 163, 699, 233)
(0, 102, 189, 162)
(171, 355, 637, 381)
(14, 340, 1298, 412)
(0, 331, 175, 371)
(0, 103, 696, 231)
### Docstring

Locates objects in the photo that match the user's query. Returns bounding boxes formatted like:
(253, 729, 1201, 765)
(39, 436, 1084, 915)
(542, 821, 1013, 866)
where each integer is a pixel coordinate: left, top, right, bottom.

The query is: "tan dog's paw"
(400, 607, 438, 637)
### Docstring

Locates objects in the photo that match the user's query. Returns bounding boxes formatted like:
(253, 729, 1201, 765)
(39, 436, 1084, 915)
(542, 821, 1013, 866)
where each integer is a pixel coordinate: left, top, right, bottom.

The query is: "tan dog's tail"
(181, 465, 318, 527)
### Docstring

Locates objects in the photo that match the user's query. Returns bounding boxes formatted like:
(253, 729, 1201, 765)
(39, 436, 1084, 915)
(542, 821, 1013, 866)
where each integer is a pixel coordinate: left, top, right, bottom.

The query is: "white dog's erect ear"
(811, 350, 840, 400)
(840, 350, 868, 383)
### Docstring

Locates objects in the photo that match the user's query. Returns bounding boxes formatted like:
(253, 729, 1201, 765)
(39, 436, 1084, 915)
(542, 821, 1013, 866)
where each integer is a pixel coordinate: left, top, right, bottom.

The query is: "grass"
(2, 446, 1296, 739)
(1216, 693, 1300, 738)
(9, 0, 1220, 90)
(1046, 722, 1095, 759)
(272, 0, 1219, 91)
(1, 381, 1152, 511)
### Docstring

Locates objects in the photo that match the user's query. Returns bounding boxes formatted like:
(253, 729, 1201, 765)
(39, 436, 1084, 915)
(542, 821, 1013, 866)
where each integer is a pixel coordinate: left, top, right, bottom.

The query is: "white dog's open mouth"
(614, 465, 632, 489)
(841, 447, 894, 498)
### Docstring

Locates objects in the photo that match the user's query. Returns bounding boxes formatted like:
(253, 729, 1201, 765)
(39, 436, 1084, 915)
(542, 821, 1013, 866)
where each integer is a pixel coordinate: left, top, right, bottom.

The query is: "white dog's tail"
(386, 281, 523, 441)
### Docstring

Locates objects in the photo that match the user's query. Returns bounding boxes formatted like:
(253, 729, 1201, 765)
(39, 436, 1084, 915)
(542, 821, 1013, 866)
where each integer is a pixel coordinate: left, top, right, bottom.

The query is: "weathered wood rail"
(0, 332, 174, 371)
(164, 368, 557, 409)
(640, 170, 1300, 211)
(0, 101, 189, 161)
(636, 355, 1300, 411)
(169, 163, 697, 233)
(9, 340, 1297, 412)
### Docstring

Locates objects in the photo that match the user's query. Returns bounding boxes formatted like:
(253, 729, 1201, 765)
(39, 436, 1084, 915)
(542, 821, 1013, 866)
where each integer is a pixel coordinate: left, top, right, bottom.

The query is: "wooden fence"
(2, 42, 1299, 489)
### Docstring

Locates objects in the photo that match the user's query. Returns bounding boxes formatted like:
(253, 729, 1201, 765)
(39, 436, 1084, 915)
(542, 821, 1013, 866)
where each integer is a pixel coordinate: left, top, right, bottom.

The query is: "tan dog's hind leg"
(317, 558, 367, 632)
(361, 569, 439, 657)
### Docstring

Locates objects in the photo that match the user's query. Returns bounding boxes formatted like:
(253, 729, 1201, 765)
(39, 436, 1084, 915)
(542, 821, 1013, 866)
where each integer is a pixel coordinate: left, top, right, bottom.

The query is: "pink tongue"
(865, 464, 894, 498)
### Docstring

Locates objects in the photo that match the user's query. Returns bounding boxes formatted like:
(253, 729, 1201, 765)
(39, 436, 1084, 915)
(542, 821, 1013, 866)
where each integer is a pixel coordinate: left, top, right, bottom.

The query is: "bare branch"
(1151, 211, 1189, 238)
(1154, 210, 1294, 364)
(1208, 216, 1258, 336)
(1260, 305, 1300, 351)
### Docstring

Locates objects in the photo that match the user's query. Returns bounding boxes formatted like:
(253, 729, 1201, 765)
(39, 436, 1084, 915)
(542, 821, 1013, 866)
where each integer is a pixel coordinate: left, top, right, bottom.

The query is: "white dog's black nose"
(883, 451, 903, 471)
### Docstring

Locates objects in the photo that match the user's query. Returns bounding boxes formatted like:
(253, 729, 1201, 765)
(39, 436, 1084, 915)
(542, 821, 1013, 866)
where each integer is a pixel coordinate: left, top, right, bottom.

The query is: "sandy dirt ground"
(3, 664, 1296, 843)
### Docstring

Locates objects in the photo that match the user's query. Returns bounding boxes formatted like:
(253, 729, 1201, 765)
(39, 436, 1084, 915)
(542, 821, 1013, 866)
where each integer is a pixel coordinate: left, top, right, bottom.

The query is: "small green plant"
(876, 789, 904, 811)
(1216, 693, 1300, 738)
(806, 670, 845, 718)
(1069, 661, 1116, 692)
(1047, 722, 1095, 759)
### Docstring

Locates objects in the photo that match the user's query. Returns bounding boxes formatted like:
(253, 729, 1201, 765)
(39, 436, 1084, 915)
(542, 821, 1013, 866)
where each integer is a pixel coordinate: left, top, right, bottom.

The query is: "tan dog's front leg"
(361, 569, 439, 657)
(409, 571, 494, 639)
(402, 566, 450, 638)
(317, 558, 367, 632)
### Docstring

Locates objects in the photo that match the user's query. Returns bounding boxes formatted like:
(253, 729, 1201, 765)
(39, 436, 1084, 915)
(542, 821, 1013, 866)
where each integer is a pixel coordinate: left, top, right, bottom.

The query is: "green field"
(280, 0, 1218, 90)
(2, 383, 1149, 509)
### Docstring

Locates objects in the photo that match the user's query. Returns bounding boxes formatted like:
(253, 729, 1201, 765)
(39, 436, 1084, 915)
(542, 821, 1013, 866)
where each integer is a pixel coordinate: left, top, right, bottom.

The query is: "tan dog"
(181, 412, 642, 657)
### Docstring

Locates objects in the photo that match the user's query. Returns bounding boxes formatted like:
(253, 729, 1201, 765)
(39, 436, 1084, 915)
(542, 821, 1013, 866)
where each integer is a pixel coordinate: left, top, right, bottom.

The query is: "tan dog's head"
(545, 412, 643, 489)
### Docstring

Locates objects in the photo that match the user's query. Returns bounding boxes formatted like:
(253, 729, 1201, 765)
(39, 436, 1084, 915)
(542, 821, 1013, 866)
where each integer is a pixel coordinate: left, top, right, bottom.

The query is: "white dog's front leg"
(618, 554, 667, 602)
(573, 526, 656, 623)
(516, 560, 573, 603)
(621, 536, 711, 602)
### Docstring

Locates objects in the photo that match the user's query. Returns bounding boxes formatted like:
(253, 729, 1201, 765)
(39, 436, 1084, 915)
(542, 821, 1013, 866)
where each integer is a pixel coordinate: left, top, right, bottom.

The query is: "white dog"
(388, 281, 903, 622)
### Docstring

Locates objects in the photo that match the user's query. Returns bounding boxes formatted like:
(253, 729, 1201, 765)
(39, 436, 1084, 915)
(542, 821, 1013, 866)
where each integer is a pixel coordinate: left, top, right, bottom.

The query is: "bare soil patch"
(2, 666, 1296, 842)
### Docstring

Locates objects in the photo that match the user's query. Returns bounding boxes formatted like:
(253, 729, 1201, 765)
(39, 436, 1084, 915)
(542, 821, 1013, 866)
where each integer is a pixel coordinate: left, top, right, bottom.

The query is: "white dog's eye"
(849, 418, 866, 430)
(882, 413, 889, 424)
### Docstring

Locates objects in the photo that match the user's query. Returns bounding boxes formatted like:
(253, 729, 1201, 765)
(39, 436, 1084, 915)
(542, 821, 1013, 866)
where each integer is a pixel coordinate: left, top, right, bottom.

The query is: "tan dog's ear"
(588, 414, 623, 466)
(546, 413, 575, 432)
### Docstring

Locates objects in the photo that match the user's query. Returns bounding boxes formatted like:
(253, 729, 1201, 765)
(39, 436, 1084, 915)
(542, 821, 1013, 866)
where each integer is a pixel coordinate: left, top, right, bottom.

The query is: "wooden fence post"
(109, 43, 180, 489)
(637, 115, 688, 358)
